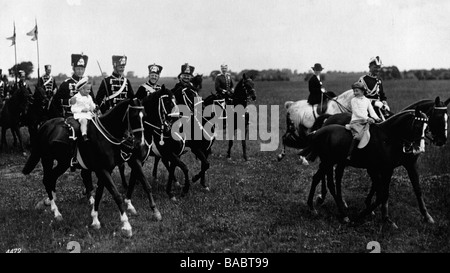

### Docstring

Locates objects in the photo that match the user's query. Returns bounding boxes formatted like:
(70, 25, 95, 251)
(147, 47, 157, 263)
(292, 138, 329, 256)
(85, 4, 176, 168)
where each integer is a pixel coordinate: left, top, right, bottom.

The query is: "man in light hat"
(134, 63, 163, 100)
(95, 55, 134, 114)
(52, 53, 91, 118)
(215, 64, 234, 99)
(358, 56, 392, 119)
(38, 64, 58, 100)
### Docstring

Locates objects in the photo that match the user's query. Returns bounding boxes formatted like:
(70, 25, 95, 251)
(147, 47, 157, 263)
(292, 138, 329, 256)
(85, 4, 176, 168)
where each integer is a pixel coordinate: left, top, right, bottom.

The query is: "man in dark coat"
(358, 56, 392, 119)
(38, 64, 58, 99)
(52, 53, 91, 118)
(134, 64, 163, 100)
(95, 55, 134, 114)
(307, 63, 325, 105)
(215, 64, 234, 98)
(171, 63, 198, 104)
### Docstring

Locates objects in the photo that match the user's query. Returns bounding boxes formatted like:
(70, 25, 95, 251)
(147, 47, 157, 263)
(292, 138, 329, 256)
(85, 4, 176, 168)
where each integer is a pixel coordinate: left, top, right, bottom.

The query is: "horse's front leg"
(242, 123, 248, 161)
(118, 163, 128, 191)
(227, 139, 233, 159)
(81, 169, 95, 206)
(192, 148, 210, 191)
(403, 158, 434, 224)
(308, 163, 326, 216)
(126, 158, 162, 221)
(94, 169, 132, 237)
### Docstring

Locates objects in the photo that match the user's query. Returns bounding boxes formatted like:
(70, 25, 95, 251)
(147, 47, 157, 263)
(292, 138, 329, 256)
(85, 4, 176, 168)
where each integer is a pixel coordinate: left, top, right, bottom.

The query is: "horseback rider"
(215, 63, 234, 101)
(95, 55, 134, 114)
(0, 69, 9, 99)
(346, 81, 381, 160)
(172, 63, 198, 101)
(52, 53, 92, 118)
(70, 77, 96, 142)
(13, 70, 32, 97)
(358, 56, 392, 120)
(307, 63, 335, 114)
(134, 64, 163, 100)
(38, 64, 58, 100)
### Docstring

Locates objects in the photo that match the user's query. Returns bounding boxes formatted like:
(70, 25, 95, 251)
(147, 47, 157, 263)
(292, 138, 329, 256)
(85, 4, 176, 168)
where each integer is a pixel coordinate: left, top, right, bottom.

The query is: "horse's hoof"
(88, 196, 95, 206)
(342, 216, 350, 223)
(310, 208, 318, 216)
(192, 175, 200, 183)
(153, 208, 162, 221)
(22, 152, 27, 157)
(316, 196, 325, 206)
(277, 154, 283, 162)
(170, 196, 178, 203)
(91, 222, 101, 230)
(55, 215, 63, 222)
(343, 201, 349, 210)
(121, 227, 133, 238)
(424, 214, 435, 224)
(203, 186, 210, 192)
(127, 207, 138, 216)
(383, 218, 398, 230)
(174, 181, 182, 188)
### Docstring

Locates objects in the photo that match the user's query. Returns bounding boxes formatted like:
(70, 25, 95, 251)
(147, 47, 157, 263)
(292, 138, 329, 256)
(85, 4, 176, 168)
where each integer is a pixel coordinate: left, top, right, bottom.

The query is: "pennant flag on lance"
(27, 23, 38, 41)
(6, 23, 16, 46)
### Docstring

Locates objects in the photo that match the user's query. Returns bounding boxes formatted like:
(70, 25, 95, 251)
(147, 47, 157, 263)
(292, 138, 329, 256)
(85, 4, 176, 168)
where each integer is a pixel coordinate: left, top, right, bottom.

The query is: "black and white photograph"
(1, 0, 449, 259)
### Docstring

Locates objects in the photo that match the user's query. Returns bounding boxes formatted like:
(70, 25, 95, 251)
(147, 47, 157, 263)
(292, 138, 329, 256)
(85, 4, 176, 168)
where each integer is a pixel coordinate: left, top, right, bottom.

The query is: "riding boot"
(347, 138, 359, 161)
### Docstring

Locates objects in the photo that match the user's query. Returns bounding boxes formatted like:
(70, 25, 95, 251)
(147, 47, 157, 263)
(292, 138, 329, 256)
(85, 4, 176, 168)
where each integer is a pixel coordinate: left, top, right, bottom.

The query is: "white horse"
(277, 89, 355, 162)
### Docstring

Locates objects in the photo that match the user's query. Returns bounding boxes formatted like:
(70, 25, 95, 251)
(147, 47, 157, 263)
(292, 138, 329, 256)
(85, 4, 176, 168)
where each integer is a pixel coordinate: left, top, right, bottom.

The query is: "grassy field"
(0, 76, 449, 253)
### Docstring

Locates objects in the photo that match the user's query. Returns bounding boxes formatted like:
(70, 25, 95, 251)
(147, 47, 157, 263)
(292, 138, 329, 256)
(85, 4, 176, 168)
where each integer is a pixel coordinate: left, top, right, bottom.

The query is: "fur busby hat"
(148, 64, 163, 75)
(44, 65, 51, 70)
(112, 55, 127, 67)
(71, 54, 88, 68)
(179, 63, 195, 77)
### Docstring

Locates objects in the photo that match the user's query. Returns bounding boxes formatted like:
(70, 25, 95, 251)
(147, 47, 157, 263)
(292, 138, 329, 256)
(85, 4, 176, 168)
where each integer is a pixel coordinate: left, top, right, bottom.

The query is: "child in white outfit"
(347, 81, 381, 160)
(70, 77, 96, 141)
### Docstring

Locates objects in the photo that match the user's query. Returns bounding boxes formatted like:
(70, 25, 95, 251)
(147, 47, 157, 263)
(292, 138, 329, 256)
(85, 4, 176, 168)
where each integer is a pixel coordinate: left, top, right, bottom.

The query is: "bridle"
(144, 94, 179, 145)
(402, 113, 428, 154)
(425, 106, 448, 144)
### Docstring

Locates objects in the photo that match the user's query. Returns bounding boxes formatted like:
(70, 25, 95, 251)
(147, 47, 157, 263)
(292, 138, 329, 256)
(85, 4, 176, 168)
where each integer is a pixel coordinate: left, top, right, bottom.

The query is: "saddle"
(345, 123, 371, 149)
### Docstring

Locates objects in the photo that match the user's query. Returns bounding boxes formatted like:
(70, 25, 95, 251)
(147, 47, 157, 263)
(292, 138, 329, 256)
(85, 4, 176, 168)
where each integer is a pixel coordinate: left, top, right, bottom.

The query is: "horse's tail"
(284, 101, 294, 110)
(22, 140, 41, 175)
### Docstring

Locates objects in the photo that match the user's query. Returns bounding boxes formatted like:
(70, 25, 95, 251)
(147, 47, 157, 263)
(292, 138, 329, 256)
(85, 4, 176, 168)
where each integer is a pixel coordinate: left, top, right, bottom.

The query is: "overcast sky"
(1, 0, 450, 78)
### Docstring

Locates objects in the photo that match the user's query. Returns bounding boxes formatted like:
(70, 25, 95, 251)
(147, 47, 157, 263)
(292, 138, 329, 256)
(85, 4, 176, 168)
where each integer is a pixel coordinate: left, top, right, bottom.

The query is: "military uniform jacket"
(135, 81, 161, 100)
(52, 75, 93, 118)
(38, 75, 58, 98)
(215, 73, 234, 94)
(95, 72, 134, 114)
(307, 75, 323, 105)
(359, 74, 386, 102)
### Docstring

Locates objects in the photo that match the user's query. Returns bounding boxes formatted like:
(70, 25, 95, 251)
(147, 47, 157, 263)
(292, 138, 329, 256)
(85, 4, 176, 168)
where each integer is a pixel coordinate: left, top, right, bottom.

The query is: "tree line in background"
(3, 61, 450, 84)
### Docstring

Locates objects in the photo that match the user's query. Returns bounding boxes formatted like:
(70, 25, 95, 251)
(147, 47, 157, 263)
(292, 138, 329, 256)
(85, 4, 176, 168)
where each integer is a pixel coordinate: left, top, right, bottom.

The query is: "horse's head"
(33, 86, 49, 106)
(233, 73, 256, 106)
(405, 108, 429, 155)
(176, 85, 199, 112)
(191, 74, 203, 91)
(143, 85, 179, 136)
(126, 98, 146, 147)
(427, 96, 448, 146)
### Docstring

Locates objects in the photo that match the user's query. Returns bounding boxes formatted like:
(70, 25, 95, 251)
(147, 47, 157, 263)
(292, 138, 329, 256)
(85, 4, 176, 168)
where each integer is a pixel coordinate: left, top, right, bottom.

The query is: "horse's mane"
(401, 99, 432, 111)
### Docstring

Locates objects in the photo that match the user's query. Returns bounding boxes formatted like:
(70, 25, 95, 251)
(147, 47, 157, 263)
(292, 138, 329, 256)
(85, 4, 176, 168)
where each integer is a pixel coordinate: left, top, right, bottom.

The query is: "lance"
(96, 60, 110, 110)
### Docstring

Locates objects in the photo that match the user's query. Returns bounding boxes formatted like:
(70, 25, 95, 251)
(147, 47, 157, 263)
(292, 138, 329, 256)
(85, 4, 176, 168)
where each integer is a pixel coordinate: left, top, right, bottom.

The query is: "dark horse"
(191, 74, 203, 92)
(151, 84, 216, 195)
(299, 109, 430, 227)
(0, 84, 31, 153)
(122, 85, 192, 201)
(223, 74, 256, 160)
(22, 98, 147, 237)
(306, 97, 449, 225)
(23, 85, 50, 147)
